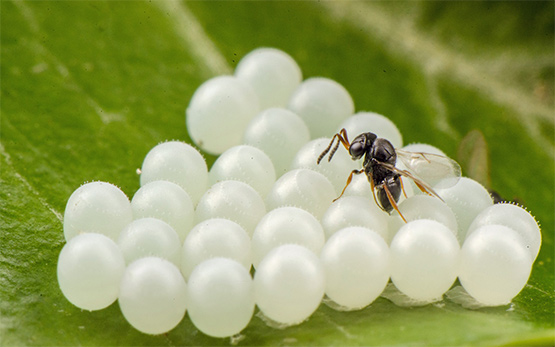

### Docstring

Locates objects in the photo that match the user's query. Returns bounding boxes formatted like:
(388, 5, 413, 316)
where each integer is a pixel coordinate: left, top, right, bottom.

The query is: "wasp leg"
(412, 179, 443, 201)
(400, 176, 408, 198)
(333, 168, 364, 202)
(383, 182, 407, 223)
(317, 128, 351, 164)
(365, 170, 383, 211)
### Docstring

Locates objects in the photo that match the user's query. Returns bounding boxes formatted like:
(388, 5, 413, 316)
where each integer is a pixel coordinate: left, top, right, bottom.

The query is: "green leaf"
(1, 1, 553, 345)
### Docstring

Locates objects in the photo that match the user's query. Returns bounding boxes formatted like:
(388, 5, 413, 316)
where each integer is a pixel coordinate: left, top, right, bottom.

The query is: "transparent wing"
(377, 161, 444, 201)
(395, 149, 462, 189)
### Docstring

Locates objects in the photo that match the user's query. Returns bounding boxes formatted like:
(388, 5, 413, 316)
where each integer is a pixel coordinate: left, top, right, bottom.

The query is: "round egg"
(320, 226, 390, 310)
(288, 77, 354, 139)
(265, 169, 336, 219)
(186, 76, 260, 155)
(118, 257, 187, 335)
(57, 233, 125, 311)
(254, 244, 325, 326)
(209, 145, 276, 198)
(459, 225, 532, 306)
(139, 141, 208, 205)
(63, 181, 132, 242)
(118, 218, 181, 266)
(251, 206, 325, 268)
(195, 180, 266, 236)
(181, 218, 251, 280)
(320, 195, 388, 241)
(390, 219, 460, 302)
(235, 47, 302, 109)
(243, 108, 310, 177)
(131, 180, 194, 242)
(187, 258, 255, 338)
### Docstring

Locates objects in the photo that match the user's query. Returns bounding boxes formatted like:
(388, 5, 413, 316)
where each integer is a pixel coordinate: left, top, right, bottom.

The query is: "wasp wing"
(395, 149, 461, 189)
(377, 161, 444, 201)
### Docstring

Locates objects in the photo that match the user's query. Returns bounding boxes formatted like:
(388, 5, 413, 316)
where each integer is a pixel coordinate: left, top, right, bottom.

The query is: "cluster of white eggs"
(58, 48, 541, 338)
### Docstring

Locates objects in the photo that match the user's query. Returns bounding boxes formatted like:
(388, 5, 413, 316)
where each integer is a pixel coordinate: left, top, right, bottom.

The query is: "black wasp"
(317, 128, 461, 222)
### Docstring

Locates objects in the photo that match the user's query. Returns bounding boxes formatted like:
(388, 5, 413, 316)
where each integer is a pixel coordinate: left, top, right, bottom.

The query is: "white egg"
(235, 47, 302, 109)
(435, 177, 494, 236)
(251, 206, 325, 268)
(254, 244, 325, 326)
(187, 258, 255, 338)
(290, 137, 359, 194)
(265, 168, 336, 219)
(338, 111, 403, 148)
(186, 76, 260, 155)
(459, 225, 532, 306)
(118, 257, 187, 335)
(63, 181, 132, 242)
(320, 195, 388, 241)
(390, 219, 460, 302)
(181, 218, 251, 280)
(195, 180, 266, 236)
(57, 233, 125, 311)
(467, 203, 541, 261)
(209, 145, 276, 198)
(288, 77, 354, 139)
(139, 141, 208, 206)
(131, 180, 194, 242)
(388, 195, 458, 243)
(118, 218, 181, 266)
(320, 226, 390, 310)
(243, 108, 310, 177)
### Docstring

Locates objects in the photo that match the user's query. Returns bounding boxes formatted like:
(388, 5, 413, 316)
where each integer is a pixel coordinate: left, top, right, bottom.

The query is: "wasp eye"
(349, 141, 365, 159)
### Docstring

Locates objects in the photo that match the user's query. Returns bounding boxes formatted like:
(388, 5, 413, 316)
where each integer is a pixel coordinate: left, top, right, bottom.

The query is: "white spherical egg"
(435, 177, 494, 236)
(288, 77, 354, 139)
(290, 138, 359, 194)
(459, 225, 532, 306)
(187, 258, 255, 338)
(118, 257, 187, 335)
(321, 196, 388, 241)
(63, 181, 132, 242)
(338, 111, 403, 148)
(235, 48, 302, 109)
(139, 141, 208, 206)
(251, 206, 325, 268)
(243, 108, 310, 177)
(118, 218, 181, 266)
(186, 76, 260, 155)
(390, 219, 460, 302)
(195, 180, 266, 236)
(181, 218, 251, 280)
(209, 145, 276, 198)
(57, 233, 125, 311)
(131, 181, 194, 243)
(265, 168, 336, 219)
(254, 244, 325, 326)
(320, 226, 390, 310)
(389, 195, 458, 243)
(467, 203, 541, 261)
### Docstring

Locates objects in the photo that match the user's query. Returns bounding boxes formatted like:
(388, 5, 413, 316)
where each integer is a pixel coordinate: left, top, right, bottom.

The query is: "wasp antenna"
(317, 136, 337, 165)
(328, 139, 341, 162)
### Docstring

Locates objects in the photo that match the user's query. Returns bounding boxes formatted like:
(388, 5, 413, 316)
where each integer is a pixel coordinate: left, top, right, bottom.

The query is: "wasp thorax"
(370, 138, 396, 164)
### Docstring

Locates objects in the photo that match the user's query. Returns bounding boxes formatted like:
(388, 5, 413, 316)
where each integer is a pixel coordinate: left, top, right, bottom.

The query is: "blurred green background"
(1, 1, 553, 345)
